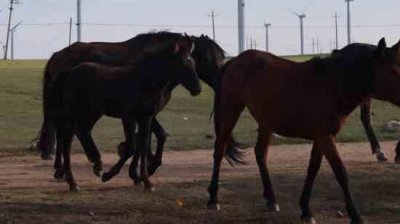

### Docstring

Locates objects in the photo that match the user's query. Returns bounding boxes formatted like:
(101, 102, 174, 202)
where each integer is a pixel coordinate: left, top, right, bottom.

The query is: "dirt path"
(0, 142, 399, 224)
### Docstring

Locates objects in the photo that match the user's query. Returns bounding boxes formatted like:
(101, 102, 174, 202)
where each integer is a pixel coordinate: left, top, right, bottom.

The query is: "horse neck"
(314, 57, 374, 116)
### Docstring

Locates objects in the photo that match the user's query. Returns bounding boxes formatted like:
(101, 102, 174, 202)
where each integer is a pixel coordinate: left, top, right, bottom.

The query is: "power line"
(0, 22, 399, 29)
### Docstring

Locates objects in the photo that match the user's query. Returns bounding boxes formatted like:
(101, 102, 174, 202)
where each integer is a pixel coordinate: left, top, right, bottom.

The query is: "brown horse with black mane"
(207, 38, 400, 224)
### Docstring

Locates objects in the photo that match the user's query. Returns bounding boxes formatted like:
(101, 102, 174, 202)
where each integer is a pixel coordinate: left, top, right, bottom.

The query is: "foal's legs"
(147, 119, 167, 176)
(316, 135, 362, 223)
(54, 117, 102, 179)
(53, 145, 64, 179)
(130, 116, 154, 191)
(299, 144, 323, 223)
(57, 125, 78, 191)
(76, 123, 102, 177)
(118, 118, 165, 176)
(254, 128, 279, 211)
(359, 100, 387, 161)
(101, 119, 137, 182)
(207, 102, 244, 210)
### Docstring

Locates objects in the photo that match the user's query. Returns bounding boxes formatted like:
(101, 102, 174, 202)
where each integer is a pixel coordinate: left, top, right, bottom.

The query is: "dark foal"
(207, 38, 400, 224)
(35, 32, 234, 179)
(42, 39, 201, 191)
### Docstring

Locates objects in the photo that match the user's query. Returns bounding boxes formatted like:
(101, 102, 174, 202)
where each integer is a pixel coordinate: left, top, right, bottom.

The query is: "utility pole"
(334, 13, 339, 49)
(264, 23, 271, 51)
(10, 21, 22, 60)
(77, 0, 82, 42)
(69, 17, 73, 45)
(4, 0, 15, 60)
(345, 0, 354, 44)
(290, 10, 306, 55)
(237, 0, 245, 53)
(312, 38, 315, 54)
(208, 10, 218, 41)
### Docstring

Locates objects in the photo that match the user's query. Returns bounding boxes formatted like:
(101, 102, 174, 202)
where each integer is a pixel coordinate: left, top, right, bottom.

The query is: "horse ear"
(184, 32, 189, 38)
(377, 38, 387, 57)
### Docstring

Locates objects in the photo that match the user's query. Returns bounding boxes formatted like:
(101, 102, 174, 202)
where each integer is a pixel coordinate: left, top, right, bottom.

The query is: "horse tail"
(212, 58, 245, 165)
(36, 54, 64, 160)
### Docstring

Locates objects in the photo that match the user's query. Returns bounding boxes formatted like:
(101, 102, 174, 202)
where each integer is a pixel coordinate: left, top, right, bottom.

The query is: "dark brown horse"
(207, 38, 400, 224)
(43, 39, 201, 191)
(332, 43, 399, 163)
(35, 32, 234, 179)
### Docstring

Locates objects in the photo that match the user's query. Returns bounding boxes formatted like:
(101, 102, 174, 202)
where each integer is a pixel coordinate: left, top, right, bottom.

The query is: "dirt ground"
(0, 142, 399, 224)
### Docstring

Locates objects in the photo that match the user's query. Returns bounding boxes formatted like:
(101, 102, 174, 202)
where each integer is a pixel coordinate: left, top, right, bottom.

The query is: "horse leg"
(102, 119, 137, 182)
(394, 141, 400, 164)
(134, 116, 154, 191)
(299, 144, 323, 224)
(76, 125, 102, 177)
(53, 145, 65, 180)
(207, 102, 244, 210)
(57, 125, 78, 191)
(117, 119, 137, 158)
(360, 100, 387, 161)
(320, 135, 362, 224)
(254, 128, 279, 211)
(147, 119, 166, 176)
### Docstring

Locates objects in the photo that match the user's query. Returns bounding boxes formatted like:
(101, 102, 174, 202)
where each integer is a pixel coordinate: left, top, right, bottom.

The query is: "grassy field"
(1, 58, 400, 155)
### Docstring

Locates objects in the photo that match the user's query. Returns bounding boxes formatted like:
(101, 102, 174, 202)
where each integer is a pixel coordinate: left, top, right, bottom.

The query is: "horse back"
(222, 50, 342, 138)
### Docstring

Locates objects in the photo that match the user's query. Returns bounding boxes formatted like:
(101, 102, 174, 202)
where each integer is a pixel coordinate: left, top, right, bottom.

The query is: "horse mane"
(311, 42, 378, 95)
(125, 31, 183, 49)
(196, 35, 226, 58)
(127, 40, 177, 68)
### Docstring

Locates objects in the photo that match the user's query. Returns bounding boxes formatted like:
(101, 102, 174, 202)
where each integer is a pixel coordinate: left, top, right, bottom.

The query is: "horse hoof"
(144, 182, 155, 192)
(54, 170, 65, 180)
(69, 185, 80, 192)
(41, 154, 53, 160)
(93, 168, 102, 177)
(301, 216, 316, 224)
(350, 218, 363, 224)
(266, 203, 280, 212)
(101, 173, 112, 182)
(207, 203, 220, 211)
(376, 153, 388, 162)
(395, 156, 400, 164)
(144, 186, 155, 192)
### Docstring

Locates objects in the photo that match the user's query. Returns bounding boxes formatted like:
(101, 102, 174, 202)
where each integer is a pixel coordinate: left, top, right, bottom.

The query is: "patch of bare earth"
(0, 142, 399, 224)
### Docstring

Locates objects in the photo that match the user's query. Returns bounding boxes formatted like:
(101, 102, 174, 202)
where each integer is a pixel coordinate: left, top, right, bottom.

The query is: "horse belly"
(103, 99, 123, 118)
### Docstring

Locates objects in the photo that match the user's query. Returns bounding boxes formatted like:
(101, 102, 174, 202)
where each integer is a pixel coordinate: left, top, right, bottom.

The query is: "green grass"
(1, 59, 400, 155)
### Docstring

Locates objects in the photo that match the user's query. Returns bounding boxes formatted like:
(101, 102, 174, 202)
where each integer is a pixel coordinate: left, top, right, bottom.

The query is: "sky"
(0, 0, 400, 59)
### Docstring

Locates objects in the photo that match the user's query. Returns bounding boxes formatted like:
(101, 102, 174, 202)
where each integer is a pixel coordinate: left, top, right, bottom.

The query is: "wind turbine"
(289, 10, 306, 55)
(10, 20, 22, 60)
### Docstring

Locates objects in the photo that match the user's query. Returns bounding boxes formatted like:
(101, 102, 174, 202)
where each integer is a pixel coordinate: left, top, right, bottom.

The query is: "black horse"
(331, 44, 400, 163)
(35, 32, 234, 179)
(42, 38, 201, 191)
